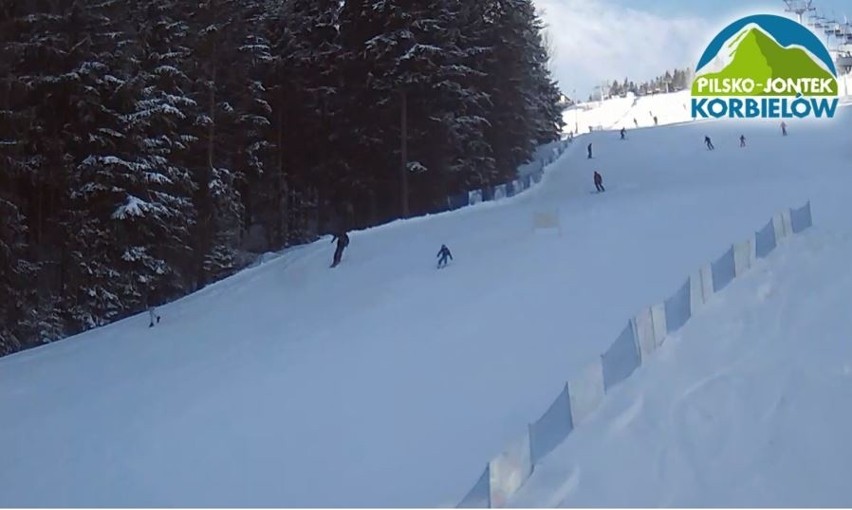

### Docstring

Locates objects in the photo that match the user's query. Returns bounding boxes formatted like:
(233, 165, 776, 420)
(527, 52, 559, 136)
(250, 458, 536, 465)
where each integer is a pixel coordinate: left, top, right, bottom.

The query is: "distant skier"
(704, 135, 715, 150)
(594, 171, 605, 192)
(653, 115, 658, 126)
(620, 127, 626, 140)
(587, 143, 593, 159)
(633, 118, 638, 128)
(330, 229, 350, 268)
(148, 306, 160, 328)
(436, 244, 453, 269)
(739, 134, 746, 148)
(781, 121, 788, 136)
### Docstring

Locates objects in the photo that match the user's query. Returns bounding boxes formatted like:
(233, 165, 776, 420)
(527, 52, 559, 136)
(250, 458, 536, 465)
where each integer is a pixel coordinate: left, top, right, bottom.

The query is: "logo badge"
(691, 14, 839, 120)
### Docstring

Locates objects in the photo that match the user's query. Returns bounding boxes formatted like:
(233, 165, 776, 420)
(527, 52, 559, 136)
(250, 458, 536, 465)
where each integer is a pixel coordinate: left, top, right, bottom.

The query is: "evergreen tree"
(0, 197, 36, 354)
(475, 0, 563, 181)
(274, 0, 343, 239)
(60, 0, 139, 328)
(183, 0, 249, 286)
(90, 0, 199, 311)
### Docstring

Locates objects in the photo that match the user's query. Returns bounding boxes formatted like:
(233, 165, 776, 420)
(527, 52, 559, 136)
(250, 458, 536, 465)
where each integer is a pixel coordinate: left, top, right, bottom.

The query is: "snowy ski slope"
(566, 70, 852, 133)
(564, 91, 693, 133)
(508, 222, 852, 507)
(1, 92, 851, 506)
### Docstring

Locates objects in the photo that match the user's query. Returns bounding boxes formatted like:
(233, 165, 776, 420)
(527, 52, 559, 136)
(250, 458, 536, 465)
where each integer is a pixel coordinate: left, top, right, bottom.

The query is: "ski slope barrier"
(457, 202, 814, 508)
(446, 139, 571, 211)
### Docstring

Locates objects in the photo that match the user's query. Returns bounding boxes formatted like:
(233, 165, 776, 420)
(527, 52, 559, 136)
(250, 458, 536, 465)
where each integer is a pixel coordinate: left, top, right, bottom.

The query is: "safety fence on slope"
(457, 201, 815, 508)
(443, 139, 572, 212)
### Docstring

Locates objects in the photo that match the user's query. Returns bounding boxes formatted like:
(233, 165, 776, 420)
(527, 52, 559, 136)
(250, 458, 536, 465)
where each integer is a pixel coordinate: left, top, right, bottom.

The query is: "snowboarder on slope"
(437, 244, 453, 269)
(704, 135, 715, 150)
(781, 121, 788, 136)
(739, 134, 746, 148)
(587, 143, 593, 159)
(594, 171, 605, 192)
(331, 230, 350, 268)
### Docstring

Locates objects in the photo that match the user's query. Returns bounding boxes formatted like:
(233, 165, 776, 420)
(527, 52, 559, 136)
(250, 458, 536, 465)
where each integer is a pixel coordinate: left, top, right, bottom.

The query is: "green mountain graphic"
(693, 26, 838, 96)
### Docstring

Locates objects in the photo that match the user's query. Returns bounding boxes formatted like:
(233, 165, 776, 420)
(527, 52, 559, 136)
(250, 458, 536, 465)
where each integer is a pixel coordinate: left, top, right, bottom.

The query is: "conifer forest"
(0, 0, 564, 355)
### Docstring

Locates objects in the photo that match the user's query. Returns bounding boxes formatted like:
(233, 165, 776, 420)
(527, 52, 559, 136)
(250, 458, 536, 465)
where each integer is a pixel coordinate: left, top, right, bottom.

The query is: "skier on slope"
(740, 134, 746, 148)
(143, 290, 161, 328)
(436, 244, 453, 269)
(704, 135, 715, 150)
(620, 127, 626, 140)
(587, 143, 593, 159)
(330, 229, 350, 268)
(781, 121, 788, 136)
(148, 306, 161, 328)
(594, 171, 605, 193)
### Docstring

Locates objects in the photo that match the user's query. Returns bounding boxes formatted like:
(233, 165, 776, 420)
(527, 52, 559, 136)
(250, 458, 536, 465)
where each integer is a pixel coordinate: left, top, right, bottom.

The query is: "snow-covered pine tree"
(0, 197, 37, 355)
(243, 5, 292, 250)
(428, 0, 495, 198)
(336, 0, 403, 224)
(231, 3, 275, 249)
(60, 0, 144, 329)
(0, 5, 30, 353)
(522, 5, 565, 145)
(0, 1, 133, 331)
(476, 0, 563, 180)
(278, 0, 342, 241)
(0, 2, 76, 346)
(183, 0, 250, 287)
(98, 0, 201, 309)
(337, 0, 496, 219)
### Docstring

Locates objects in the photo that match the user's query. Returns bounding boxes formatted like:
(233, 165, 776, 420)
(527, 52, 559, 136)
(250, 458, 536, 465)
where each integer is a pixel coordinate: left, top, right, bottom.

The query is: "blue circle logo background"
(696, 14, 837, 77)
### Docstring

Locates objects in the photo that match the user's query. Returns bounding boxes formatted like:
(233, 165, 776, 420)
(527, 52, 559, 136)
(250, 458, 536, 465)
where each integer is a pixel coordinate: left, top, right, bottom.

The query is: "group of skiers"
(329, 229, 453, 270)
(325, 119, 793, 271)
(705, 122, 788, 151)
(591, 118, 793, 199)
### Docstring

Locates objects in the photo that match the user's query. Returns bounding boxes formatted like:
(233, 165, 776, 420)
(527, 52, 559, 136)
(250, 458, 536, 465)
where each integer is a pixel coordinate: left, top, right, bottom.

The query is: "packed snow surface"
(564, 90, 693, 133)
(509, 224, 852, 507)
(1, 91, 851, 506)
(566, 70, 852, 134)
